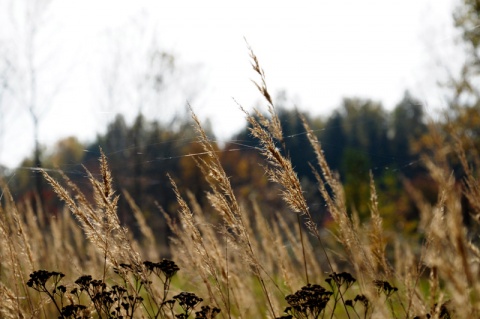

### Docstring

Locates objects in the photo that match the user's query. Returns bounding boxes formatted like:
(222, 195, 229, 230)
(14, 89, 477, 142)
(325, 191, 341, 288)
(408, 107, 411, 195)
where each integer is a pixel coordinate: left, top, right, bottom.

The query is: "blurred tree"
(277, 108, 319, 180)
(80, 113, 212, 242)
(95, 114, 129, 160)
(220, 140, 269, 201)
(390, 91, 427, 176)
(129, 114, 147, 205)
(0, 40, 14, 162)
(89, 114, 130, 222)
(342, 148, 371, 218)
(47, 136, 85, 168)
(341, 98, 390, 171)
(143, 120, 185, 209)
(0, 0, 65, 213)
(452, 0, 480, 105)
(97, 17, 181, 212)
(321, 111, 346, 172)
(321, 98, 395, 219)
(447, 0, 480, 150)
(97, 13, 179, 128)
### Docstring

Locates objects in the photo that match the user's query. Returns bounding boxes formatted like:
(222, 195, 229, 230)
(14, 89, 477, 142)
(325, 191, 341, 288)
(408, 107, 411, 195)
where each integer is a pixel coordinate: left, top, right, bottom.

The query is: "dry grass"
(0, 47, 479, 319)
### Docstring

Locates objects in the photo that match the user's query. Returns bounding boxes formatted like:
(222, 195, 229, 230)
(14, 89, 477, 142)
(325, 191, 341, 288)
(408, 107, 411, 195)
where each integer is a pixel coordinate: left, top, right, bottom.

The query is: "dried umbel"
(144, 259, 180, 279)
(195, 305, 221, 319)
(280, 284, 333, 319)
(26, 263, 218, 319)
(26, 270, 65, 292)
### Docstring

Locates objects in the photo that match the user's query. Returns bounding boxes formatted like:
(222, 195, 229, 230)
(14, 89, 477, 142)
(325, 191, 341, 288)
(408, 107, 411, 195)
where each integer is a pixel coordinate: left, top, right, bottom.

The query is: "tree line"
(2, 90, 436, 245)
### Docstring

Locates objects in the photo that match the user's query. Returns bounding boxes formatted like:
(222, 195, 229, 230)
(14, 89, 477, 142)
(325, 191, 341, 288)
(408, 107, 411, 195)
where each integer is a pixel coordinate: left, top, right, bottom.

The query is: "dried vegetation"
(1, 47, 478, 319)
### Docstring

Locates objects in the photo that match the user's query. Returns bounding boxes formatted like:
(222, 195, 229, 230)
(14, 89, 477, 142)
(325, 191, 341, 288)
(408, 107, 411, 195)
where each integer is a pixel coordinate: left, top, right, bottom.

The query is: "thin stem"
(44, 290, 63, 318)
(225, 232, 232, 319)
(296, 213, 309, 285)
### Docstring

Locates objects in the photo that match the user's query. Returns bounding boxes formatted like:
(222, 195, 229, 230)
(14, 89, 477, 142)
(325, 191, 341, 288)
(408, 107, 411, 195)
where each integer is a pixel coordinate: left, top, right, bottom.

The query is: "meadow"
(0, 48, 475, 319)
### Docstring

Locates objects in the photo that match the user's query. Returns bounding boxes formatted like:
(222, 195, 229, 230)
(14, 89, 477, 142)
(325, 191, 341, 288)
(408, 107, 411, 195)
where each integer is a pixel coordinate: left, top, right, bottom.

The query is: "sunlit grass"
(1, 47, 475, 319)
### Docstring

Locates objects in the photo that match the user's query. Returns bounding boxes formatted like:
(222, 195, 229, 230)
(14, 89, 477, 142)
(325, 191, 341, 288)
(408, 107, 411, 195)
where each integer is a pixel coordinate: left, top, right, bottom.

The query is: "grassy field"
(0, 48, 475, 319)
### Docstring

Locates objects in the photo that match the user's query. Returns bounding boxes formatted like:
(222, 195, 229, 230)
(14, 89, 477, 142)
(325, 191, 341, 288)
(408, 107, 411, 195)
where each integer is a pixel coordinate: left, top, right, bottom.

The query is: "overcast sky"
(0, 0, 461, 169)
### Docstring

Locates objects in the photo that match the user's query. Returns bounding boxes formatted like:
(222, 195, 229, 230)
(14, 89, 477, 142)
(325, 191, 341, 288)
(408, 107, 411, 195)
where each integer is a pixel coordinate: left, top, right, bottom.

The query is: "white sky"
(0, 0, 461, 169)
